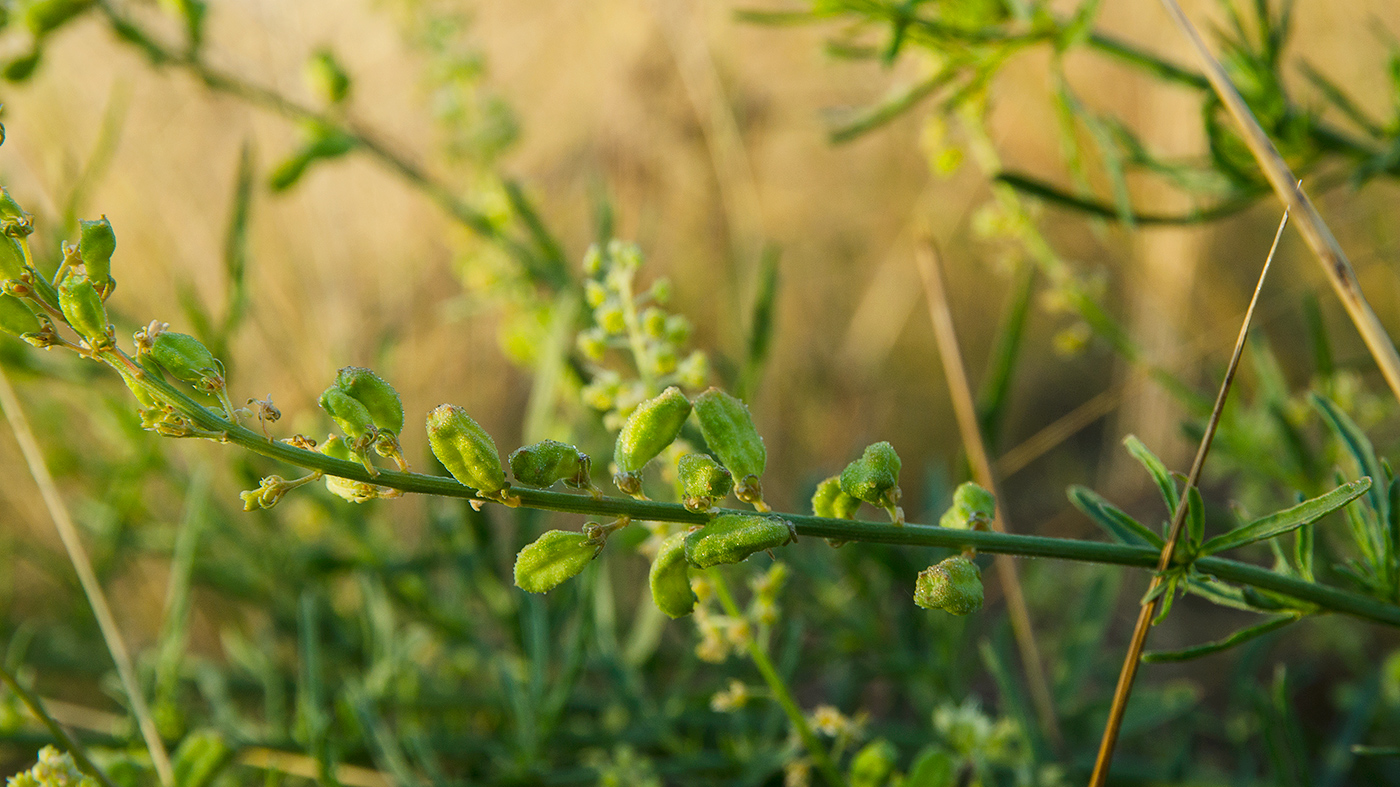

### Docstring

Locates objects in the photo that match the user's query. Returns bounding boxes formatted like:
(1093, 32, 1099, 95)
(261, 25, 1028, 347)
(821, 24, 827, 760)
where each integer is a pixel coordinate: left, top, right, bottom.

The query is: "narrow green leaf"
(1187, 487, 1205, 552)
(976, 262, 1033, 452)
(737, 245, 780, 400)
(1142, 615, 1298, 663)
(1068, 485, 1165, 548)
(1200, 478, 1371, 556)
(218, 140, 254, 359)
(1123, 435, 1179, 516)
(503, 179, 568, 287)
(1313, 394, 1387, 522)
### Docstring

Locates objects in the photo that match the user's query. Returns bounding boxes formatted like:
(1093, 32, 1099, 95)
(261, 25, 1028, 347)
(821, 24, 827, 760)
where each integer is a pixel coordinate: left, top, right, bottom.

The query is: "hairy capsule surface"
(514, 530, 598, 593)
(427, 404, 507, 497)
(649, 533, 696, 618)
(684, 513, 795, 568)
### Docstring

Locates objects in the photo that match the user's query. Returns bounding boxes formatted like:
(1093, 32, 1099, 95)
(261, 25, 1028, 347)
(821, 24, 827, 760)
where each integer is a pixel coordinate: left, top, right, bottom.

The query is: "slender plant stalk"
(709, 570, 846, 787)
(1155, 0, 1400, 405)
(0, 660, 118, 787)
(1088, 206, 1289, 786)
(914, 243, 1062, 748)
(0, 367, 176, 787)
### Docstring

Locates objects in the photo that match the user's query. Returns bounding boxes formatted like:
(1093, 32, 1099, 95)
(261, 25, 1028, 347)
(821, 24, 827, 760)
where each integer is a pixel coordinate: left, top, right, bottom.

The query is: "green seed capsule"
(811, 475, 860, 519)
(0, 293, 40, 338)
(694, 388, 766, 506)
(684, 513, 795, 568)
(939, 481, 996, 530)
(914, 555, 983, 615)
(613, 386, 691, 496)
(678, 453, 733, 513)
(513, 530, 598, 593)
(0, 188, 24, 221)
(427, 404, 507, 497)
(77, 216, 115, 285)
(319, 386, 376, 443)
(509, 439, 594, 492)
(840, 441, 903, 524)
(334, 366, 403, 435)
(57, 272, 109, 346)
(150, 331, 221, 389)
(318, 435, 373, 502)
(649, 532, 696, 618)
(0, 236, 25, 281)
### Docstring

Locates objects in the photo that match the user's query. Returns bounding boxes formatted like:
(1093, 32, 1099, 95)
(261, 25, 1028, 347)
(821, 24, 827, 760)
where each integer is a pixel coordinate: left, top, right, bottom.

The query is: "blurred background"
(0, 0, 1399, 783)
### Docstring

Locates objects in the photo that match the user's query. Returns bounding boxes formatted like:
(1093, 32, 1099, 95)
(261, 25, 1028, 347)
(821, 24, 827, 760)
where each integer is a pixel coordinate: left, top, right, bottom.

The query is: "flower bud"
(150, 331, 221, 389)
(914, 555, 983, 615)
(693, 388, 766, 506)
(427, 404, 507, 497)
(513, 530, 598, 593)
(305, 48, 351, 105)
(318, 435, 374, 502)
(333, 366, 403, 436)
(939, 482, 996, 530)
(678, 453, 733, 513)
(595, 303, 626, 335)
(811, 476, 859, 519)
(319, 386, 375, 443)
(677, 350, 708, 389)
(641, 307, 667, 338)
(576, 328, 607, 361)
(57, 272, 109, 347)
(78, 216, 116, 286)
(840, 441, 903, 525)
(613, 386, 691, 496)
(649, 532, 696, 618)
(684, 513, 796, 568)
(0, 293, 41, 338)
(509, 439, 595, 492)
(584, 280, 608, 308)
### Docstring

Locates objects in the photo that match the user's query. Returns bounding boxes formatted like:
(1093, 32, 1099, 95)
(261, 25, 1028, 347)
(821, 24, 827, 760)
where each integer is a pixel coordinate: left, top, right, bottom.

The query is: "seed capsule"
(57, 272, 109, 347)
(649, 532, 696, 618)
(78, 216, 116, 286)
(427, 404, 508, 498)
(693, 388, 766, 507)
(939, 482, 996, 530)
(0, 293, 40, 338)
(684, 513, 795, 568)
(811, 476, 860, 519)
(839, 441, 904, 525)
(333, 366, 403, 435)
(513, 530, 599, 593)
(319, 386, 376, 443)
(509, 439, 595, 493)
(914, 556, 983, 615)
(613, 386, 691, 496)
(0, 236, 25, 281)
(150, 331, 221, 390)
(678, 453, 733, 513)
(318, 435, 376, 502)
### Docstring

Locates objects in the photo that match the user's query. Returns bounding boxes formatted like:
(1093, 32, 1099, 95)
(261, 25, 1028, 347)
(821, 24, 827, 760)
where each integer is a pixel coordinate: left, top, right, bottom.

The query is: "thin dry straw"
(1156, 0, 1400, 405)
(916, 243, 1062, 749)
(1088, 205, 1290, 787)
(0, 367, 175, 787)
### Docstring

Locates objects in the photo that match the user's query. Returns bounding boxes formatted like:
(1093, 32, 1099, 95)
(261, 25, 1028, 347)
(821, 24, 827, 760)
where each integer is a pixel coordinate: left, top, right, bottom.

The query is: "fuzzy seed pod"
(509, 439, 594, 492)
(914, 556, 983, 615)
(613, 386, 691, 496)
(0, 293, 40, 338)
(513, 530, 598, 593)
(678, 453, 733, 513)
(811, 476, 860, 519)
(648, 532, 696, 618)
(318, 435, 373, 502)
(319, 386, 376, 443)
(150, 331, 221, 389)
(840, 442, 903, 524)
(939, 482, 996, 530)
(334, 366, 403, 436)
(57, 272, 108, 346)
(684, 513, 795, 568)
(77, 216, 115, 285)
(693, 388, 766, 506)
(427, 404, 507, 496)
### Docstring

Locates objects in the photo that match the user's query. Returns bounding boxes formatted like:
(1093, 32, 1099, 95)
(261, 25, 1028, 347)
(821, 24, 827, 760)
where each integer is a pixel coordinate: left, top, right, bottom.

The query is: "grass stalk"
(1155, 0, 1400, 405)
(914, 243, 1062, 748)
(1087, 206, 1289, 786)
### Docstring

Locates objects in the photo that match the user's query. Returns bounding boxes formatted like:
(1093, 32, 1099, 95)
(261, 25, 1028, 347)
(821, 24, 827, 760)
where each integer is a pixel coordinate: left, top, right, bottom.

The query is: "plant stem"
(0, 660, 119, 787)
(708, 570, 846, 787)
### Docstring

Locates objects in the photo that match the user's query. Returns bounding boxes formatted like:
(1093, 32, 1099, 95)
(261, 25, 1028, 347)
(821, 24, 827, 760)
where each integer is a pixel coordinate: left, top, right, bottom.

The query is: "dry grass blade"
(915, 243, 1063, 749)
(1087, 206, 1290, 786)
(1156, 0, 1400, 404)
(0, 368, 176, 787)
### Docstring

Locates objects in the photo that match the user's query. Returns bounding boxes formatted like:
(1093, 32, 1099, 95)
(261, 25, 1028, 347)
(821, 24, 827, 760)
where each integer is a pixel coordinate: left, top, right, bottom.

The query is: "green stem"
(708, 570, 846, 787)
(102, 349, 1400, 629)
(0, 660, 119, 787)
